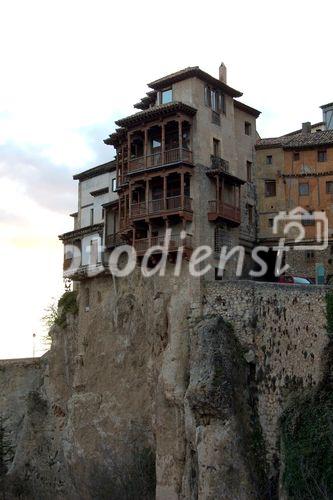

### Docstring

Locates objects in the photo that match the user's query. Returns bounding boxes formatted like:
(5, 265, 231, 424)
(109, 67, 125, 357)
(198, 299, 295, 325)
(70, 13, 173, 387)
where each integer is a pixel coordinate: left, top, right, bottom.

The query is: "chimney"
(321, 102, 333, 130)
(219, 63, 227, 84)
(302, 122, 311, 134)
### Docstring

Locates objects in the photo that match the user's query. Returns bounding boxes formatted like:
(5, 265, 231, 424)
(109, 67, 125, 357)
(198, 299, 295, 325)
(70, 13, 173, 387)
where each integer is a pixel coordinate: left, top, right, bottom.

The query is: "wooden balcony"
(208, 200, 241, 226)
(131, 195, 192, 220)
(128, 147, 193, 174)
(105, 233, 124, 249)
(133, 233, 193, 256)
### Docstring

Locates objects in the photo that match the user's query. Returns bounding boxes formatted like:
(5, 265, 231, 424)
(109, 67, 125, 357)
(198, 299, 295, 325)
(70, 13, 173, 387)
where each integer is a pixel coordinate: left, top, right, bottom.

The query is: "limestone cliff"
(0, 275, 331, 499)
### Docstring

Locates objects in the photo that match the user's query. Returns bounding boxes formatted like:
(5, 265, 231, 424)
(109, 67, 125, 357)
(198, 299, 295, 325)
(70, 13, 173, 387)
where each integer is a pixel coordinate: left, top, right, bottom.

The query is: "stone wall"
(204, 280, 329, 472)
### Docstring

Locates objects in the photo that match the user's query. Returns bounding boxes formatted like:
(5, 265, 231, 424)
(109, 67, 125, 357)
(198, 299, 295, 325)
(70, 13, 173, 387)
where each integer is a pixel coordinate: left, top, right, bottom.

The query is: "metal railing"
(105, 233, 124, 248)
(210, 155, 229, 172)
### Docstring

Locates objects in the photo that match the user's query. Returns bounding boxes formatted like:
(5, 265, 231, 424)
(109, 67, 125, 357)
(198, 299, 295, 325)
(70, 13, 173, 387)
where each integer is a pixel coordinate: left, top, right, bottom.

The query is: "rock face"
(0, 276, 330, 499)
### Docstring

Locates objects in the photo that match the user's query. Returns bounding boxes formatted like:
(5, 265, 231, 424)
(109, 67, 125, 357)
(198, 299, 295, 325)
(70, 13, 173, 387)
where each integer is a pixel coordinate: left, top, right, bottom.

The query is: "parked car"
(278, 274, 313, 285)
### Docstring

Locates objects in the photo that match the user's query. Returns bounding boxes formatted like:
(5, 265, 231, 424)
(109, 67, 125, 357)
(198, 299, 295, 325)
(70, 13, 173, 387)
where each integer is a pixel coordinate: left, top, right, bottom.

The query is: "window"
(161, 88, 172, 104)
(268, 218, 274, 227)
(204, 85, 225, 113)
(265, 180, 276, 197)
(90, 208, 94, 225)
(318, 150, 327, 162)
(245, 122, 252, 135)
(266, 155, 273, 165)
(112, 178, 117, 192)
(326, 181, 333, 194)
(302, 211, 314, 226)
(247, 161, 252, 182)
(293, 152, 300, 161)
(213, 138, 220, 157)
(299, 182, 309, 196)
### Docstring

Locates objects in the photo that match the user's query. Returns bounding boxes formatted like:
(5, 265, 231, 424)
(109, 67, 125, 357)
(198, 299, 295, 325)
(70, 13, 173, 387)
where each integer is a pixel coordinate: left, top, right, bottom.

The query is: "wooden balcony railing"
(120, 216, 129, 231)
(128, 147, 192, 174)
(208, 200, 241, 225)
(131, 195, 192, 219)
(105, 233, 124, 248)
(133, 233, 193, 256)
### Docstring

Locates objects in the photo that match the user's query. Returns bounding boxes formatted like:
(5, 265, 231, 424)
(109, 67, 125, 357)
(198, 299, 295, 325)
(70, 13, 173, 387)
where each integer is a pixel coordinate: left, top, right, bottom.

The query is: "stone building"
(255, 103, 333, 280)
(60, 64, 260, 281)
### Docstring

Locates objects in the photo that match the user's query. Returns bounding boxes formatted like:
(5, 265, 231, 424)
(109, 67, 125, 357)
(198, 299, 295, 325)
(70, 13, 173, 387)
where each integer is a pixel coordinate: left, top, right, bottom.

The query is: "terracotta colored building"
(256, 104, 333, 280)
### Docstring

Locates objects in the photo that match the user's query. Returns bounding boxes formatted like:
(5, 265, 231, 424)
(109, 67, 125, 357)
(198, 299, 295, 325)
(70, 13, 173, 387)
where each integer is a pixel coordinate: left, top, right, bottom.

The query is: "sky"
(0, 0, 332, 358)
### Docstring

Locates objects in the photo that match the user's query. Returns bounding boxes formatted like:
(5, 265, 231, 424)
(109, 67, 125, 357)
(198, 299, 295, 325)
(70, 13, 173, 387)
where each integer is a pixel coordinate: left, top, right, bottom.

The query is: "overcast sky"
(0, 0, 332, 358)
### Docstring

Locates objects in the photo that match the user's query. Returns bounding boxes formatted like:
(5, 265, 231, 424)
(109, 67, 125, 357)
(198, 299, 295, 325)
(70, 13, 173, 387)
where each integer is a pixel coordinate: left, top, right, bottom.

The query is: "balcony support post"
(144, 128, 148, 168)
(127, 133, 131, 172)
(216, 175, 220, 212)
(178, 119, 182, 159)
(145, 177, 149, 215)
(163, 174, 167, 211)
(148, 222, 152, 247)
(161, 122, 165, 165)
(128, 183, 132, 219)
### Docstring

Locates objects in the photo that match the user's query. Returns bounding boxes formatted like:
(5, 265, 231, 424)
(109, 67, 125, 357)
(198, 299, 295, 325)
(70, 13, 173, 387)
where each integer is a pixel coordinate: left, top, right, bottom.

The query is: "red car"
(278, 274, 313, 285)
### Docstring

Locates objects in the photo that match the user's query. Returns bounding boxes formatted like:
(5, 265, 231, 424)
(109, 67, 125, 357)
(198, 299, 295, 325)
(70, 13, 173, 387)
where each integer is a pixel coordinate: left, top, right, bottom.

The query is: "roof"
(256, 129, 333, 150)
(148, 66, 243, 98)
(234, 100, 261, 118)
(59, 223, 104, 241)
(115, 101, 197, 128)
(321, 102, 333, 110)
(284, 130, 333, 149)
(73, 160, 116, 181)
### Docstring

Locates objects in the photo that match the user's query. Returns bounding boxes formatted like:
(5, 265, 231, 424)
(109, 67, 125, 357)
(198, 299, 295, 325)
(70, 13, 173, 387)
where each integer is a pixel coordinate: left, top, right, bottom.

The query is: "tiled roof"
(256, 129, 333, 150)
(148, 66, 242, 98)
(73, 160, 116, 181)
(115, 101, 197, 128)
(284, 130, 333, 149)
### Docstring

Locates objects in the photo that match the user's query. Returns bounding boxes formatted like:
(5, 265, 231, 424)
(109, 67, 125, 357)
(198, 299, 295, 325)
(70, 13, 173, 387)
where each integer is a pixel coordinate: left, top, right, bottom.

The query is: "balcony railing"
(128, 147, 192, 174)
(131, 195, 192, 219)
(105, 233, 124, 248)
(210, 155, 229, 172)
(133, 233, 193, 256)
(120, 216, 129, 231)
(208, 200, 241, 225)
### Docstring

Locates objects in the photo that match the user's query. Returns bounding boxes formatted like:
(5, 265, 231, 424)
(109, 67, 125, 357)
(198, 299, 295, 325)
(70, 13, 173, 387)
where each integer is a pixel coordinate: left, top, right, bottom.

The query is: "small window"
(265, 180, 276, 197)
(161, 88, 172, 104)
(112, 178, 117, 192)
(90, 208, 94, 225)
(326, 181, 333, 194)
(245, 122, 252, 135)
(266, 155, 273, 165)
(215, 267, 223, 280)
(318, 150, 327, 162)
(268, 218, 274, 227)
(293, 152, 300, 161)
(213, 138, 220, 157)
(299, 183, 309, 196)
(247, 161, 252, 182)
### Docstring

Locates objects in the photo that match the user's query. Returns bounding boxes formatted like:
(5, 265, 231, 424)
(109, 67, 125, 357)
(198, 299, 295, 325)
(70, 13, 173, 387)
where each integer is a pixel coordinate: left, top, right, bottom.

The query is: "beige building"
(60, 64, 260, 281)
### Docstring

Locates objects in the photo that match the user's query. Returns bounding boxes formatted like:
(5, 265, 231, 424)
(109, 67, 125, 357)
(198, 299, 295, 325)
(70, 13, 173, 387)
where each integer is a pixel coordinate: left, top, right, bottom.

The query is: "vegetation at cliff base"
(280, 387, 333, 499)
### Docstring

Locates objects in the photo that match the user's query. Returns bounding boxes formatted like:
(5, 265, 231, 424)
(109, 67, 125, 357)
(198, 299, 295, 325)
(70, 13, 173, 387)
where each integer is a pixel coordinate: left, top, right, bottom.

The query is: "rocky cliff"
(1, 273, 331, 499)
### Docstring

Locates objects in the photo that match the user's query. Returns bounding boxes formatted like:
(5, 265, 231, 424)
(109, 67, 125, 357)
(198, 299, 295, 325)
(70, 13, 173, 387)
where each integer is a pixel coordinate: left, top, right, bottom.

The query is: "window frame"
(299, 182, 309, 196)
(112, 178, 117, 192)
(318, 149, 327, 162)
(265, 180, 276, 197)
(161, 88, 173, 105)
(266, 155, 273, 165)
(326, 181, 333, 194)
(293, 151, 300, 161)
(245, 121, 252, 136)
(247, 161, 252, 182)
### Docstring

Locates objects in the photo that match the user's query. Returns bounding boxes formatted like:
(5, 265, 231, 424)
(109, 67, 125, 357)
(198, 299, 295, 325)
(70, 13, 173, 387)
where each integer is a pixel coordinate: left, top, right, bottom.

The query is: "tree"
(0, 415, 14, 499)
